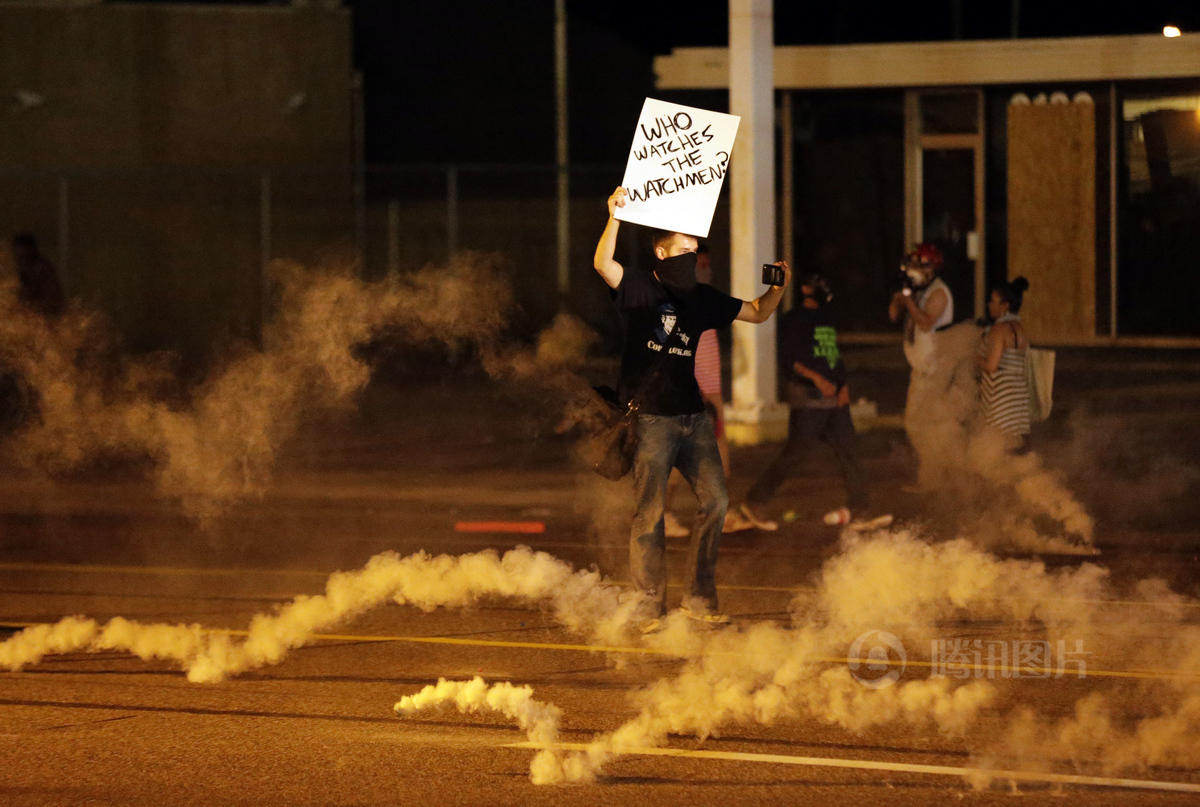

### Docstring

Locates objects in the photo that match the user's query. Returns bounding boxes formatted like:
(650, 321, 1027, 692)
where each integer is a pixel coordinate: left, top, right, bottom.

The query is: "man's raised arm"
(592, 187, 627, 289)
(736, 260, 791, 324)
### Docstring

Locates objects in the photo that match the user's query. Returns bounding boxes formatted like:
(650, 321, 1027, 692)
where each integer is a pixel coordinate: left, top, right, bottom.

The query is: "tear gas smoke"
(532, 312, 598, 369)
(612, 528, 1198, 785)
(0, 256, 612, 521)
(1061, 409, 1200, 526)
(480, 310, 614, 441)
(904, 322, 1094, 550)
(392, 664, 994, 784)
(392, 529, 1199, 785)
(0, 546, 647, 681)
(5, 528, 1199, 785)
(535, 638, 995, 784)
(394, 677, 578, 785)
(804, 529, 1200, 781)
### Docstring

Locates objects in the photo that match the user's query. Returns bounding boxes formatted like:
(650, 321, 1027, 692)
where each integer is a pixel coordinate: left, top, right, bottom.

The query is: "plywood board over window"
(1007, 103, 1096, 341)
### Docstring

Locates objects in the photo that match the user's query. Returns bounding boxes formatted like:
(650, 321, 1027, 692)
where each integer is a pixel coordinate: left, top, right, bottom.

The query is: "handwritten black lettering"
(646, 140, 682, 159)
(660, 148, 703, 174)
(625, 163, 728, 202)
(639, 111, 694, 141)
(636, 129, 711, 165)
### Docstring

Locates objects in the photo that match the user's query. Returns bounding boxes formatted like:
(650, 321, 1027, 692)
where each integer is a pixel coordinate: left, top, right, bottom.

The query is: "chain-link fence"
(0, 163, 663, 360)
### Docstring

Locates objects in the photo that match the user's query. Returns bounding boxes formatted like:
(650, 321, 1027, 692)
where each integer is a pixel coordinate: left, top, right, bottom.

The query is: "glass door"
(905, 90, 985, 319)
(922, 148, 976, 321)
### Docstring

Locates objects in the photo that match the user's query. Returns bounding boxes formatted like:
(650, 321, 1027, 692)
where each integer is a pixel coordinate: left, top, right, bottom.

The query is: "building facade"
(656, 34, 1200, 343)
(0, 1, 355, 359)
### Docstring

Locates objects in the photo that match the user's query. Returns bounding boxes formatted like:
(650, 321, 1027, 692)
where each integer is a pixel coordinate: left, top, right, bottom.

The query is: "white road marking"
(504, 741, 1200, 793)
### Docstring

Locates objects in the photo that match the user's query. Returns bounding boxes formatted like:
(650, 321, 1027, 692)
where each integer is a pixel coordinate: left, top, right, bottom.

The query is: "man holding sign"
(593, 184, 790, 630)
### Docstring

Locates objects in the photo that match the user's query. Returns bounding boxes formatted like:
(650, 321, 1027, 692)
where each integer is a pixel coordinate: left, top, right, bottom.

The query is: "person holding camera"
(593, 186, 790, 628)
(889, 243, 953, 373)
(739, 272, 872, 529)
(888, 243, 954, 489)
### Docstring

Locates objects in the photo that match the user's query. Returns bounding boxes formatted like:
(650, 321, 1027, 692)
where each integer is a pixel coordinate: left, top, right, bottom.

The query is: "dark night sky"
(347, 0, 1200, 166)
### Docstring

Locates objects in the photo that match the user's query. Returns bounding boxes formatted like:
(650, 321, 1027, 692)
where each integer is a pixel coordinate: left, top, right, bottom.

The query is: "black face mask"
(655, 252, 698, 295)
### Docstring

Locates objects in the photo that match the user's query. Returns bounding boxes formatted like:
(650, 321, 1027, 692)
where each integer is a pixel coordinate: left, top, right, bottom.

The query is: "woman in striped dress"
(976, 277, 1032, 451)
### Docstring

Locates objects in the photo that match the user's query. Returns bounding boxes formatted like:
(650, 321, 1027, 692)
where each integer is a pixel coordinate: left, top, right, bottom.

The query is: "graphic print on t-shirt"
(613, 269, 741, 416)
(654, 303, 677, 343)
(649, 301, 693, 356)
(813, 325, 840, 368)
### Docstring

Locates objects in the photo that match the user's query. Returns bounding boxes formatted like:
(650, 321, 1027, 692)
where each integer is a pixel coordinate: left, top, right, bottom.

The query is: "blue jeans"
(746, 405, 869, 511)
(629, 411, 728, 616)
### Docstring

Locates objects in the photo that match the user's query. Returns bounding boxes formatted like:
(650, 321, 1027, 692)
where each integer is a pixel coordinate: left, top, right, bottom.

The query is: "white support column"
(904, 91, 922, 247)
(726, 0, 786, 444)
(554, 0, 570, 298)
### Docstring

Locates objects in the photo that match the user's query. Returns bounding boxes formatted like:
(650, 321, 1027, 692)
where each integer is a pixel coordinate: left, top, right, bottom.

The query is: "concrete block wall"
(0, 2, 354, 360)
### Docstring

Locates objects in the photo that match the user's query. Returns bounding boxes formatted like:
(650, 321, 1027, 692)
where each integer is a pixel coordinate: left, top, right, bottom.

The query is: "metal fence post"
(387, 197, 400, 276)
(1109, 81, 1119, 338)
(259, 171, 272, 330)
(57, 176, 69, 287)
(555, 0, 570, 298)
(446, 164, 458, 263)
(352, 71, 366, 274)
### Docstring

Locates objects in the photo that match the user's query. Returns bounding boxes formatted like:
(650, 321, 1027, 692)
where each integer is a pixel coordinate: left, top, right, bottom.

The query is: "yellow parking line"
(5, 561, 1200, 607)
(0, 621, 673, 657)
(502, 741, 1200, 794)
(0, 562, 328, 579)
(294, 630, 670, 657)
(3, 621, 1196, 681)
(822, 656, 1200, 683)
(0, 561, 794, 593)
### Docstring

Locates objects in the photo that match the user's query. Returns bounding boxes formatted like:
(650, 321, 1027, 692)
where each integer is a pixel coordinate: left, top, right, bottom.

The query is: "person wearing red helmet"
(889, 243, 953, 364)
(889, 243, 955, 489)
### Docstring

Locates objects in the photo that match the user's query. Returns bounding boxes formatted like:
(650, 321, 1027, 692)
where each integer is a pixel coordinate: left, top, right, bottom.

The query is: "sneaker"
(663, 511, 690, 538)
(848, 513, 895, 531)
(823, 507, 852, 526)
(738, 503, 778, 532)
(640, 617, 665, 635)
(722, 509, 754, 533)
(679, 605, 731, 625)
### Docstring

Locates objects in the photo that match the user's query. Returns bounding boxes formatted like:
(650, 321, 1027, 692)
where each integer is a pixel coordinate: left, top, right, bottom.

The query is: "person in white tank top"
(889, 243, 956, 488)
(890, 243, 953, 376)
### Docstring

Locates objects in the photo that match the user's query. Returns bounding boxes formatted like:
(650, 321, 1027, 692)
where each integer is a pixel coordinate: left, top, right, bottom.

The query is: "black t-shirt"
(779, 305, 846, 389)
(613, 268, 742, 416)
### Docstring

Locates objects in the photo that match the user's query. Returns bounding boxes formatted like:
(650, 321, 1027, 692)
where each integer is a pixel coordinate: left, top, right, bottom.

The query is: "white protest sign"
(613, 98, 740, 238)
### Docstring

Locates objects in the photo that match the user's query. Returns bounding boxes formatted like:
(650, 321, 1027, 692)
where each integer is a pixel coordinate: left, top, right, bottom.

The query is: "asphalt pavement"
(1, 346, 1199, 805)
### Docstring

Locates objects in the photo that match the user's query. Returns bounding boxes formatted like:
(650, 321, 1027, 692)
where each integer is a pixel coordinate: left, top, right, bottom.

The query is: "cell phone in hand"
(761, 263, 785, 286)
